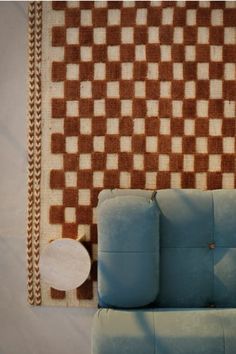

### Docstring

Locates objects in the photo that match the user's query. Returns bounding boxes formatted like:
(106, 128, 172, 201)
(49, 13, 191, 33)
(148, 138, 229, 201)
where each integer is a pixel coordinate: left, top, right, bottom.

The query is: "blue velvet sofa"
(92, 189, 236, 354)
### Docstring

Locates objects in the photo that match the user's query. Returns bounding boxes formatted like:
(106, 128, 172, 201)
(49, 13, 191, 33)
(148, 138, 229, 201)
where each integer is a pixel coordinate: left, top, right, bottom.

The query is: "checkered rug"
(27, 1, 236, 306)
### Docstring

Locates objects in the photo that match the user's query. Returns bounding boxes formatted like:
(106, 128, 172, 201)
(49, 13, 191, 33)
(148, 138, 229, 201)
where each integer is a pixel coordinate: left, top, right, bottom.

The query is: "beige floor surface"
(0, 2, 96, 354)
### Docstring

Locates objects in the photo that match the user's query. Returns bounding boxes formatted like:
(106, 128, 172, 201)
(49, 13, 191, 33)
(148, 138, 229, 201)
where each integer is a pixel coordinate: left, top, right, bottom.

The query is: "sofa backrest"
(97, 189, 236, 308)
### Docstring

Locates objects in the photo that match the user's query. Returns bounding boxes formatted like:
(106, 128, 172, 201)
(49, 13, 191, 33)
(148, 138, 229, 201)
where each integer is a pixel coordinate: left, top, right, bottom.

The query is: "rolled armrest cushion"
(97, 194, 160, 308)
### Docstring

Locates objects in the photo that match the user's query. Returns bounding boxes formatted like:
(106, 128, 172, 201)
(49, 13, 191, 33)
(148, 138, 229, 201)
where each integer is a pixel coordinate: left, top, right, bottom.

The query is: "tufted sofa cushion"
(97, 189, 236, 308)
(156, 189, 236, 308)
(97, 192, 160, 308)
(156, 189, 213, 307)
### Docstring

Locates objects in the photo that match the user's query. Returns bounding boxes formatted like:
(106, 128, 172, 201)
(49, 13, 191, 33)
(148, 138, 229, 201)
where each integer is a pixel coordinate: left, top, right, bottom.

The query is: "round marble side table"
(39, 238, 91, 291)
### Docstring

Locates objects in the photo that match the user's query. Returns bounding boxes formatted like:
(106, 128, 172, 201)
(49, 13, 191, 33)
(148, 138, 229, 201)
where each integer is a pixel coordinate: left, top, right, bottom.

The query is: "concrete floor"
(0, 2, 95, 354)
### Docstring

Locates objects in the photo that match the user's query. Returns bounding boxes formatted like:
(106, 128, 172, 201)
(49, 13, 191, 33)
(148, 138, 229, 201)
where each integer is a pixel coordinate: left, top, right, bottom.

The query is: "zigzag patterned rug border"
(27, 1, 42, 306)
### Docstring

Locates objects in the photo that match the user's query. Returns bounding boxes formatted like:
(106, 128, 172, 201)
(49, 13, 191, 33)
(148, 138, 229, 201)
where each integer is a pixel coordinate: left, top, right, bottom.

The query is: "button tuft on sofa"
(208, 242, 216, 249)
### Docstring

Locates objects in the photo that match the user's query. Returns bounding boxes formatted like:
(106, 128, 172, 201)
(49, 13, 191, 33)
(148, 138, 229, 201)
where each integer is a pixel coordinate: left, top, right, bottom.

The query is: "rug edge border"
(27, 0, 43, 306)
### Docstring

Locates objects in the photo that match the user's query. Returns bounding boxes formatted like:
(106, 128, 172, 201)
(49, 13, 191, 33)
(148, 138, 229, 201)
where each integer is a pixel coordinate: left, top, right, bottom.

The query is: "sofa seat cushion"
(97, 194, 159, 308)
(92, 309, 236, 354)
(155, 189, 214, 308)
(98, 188, 236, 308)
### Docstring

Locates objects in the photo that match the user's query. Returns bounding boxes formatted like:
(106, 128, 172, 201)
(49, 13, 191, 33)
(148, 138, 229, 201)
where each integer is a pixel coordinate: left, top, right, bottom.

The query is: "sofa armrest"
(97, 193, 160, 308)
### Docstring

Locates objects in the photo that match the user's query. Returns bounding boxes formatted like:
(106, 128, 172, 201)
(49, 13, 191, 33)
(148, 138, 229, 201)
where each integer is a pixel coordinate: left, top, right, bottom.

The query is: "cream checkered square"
(159, 154, 170, 171)
(160, 45, 171, 61)
(172, 101, 183, 117)
(120, 172, 131, 188)
(148, 27, 159, 43)
(210, 80, 222, 99)
(133, 154, 144, 170)
(121, 63, 133, 80)
(120, 136, 132, 152)
(196, 138, 208, 153)
(146, 137, 158, 152)
(174, 28, 183, 44)
(65, 207, 76, 223)
(94, 63, 106, 80)
(79, 154, 91, 169)
(66, 101, 79, 116)
(160, 118, 170, 135)
(80, 46, 92, 61)
(171, 137, 182, 153)
(67, 1, 79, 8)
(197, 100, 208, 117)
(78, 189, 91, 206)
(134, 118, 145, 134)
(145, 172, 157, 189)
(108, 46, 120, 61)
(224, 28, 236, 44)
(106, 154, 118, 169)
(197, 63, 209, 80)
(209, 119, 222, 136)
(80, 118, 91, 134)
(147, 100, 158, 116)
(162, 7, 174, 25)
(222, 173, 235, 189)
(185, 46, 196, 61)
(185, 81, 196, 99)
(66, 137, 78, 153)
(94, 28, 106, 44)
(198, 28, 209, 44)
(135, 81, 145, 98)
(171, 173, 181, 188)
(121, 27, 134, 44)
(224, 64, 236, 80)
(223, 138, 235, 153)
(136, 9, 147, 25)
(209, 155, 221, 171)
(195, 173, 207, 189)
(108, 9, 121, 25)
(186, 9, 196, 26)
(81, 10, 92, 26)
(66, 64, 79, 80)
(210, 46, 223, 62)
(160, 82, 171, 98)
(65, 172, 77, 187)
(147, 63, 158, 79)
(211, 10, 223, 26)
(93, 137, 105, 152)
(121, 100, 132, 116)
(107, 82, 120, 98)
(94, 99, 105, 116)
(184, 120, 195, 136)
(135, 45, 146, 61)
(183, 155, 194, 172)
(107, 118, 119, 134)
(93, 172, 104, 188)
(66, 28, 79, 44)
(80, 81, 92, 98)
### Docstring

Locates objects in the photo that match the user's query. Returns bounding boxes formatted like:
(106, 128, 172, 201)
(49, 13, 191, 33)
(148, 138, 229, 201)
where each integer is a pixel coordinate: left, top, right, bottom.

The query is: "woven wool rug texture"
(28, 1, 236, 306)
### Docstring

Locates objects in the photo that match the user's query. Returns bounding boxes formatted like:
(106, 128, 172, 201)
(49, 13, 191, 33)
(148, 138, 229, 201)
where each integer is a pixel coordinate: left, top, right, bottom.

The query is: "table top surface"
(39, 238, 91, 291)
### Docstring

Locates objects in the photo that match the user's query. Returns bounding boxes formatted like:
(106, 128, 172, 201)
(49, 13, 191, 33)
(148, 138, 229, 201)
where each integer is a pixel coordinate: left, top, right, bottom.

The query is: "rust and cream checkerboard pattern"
(36, 1, 236, 306)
